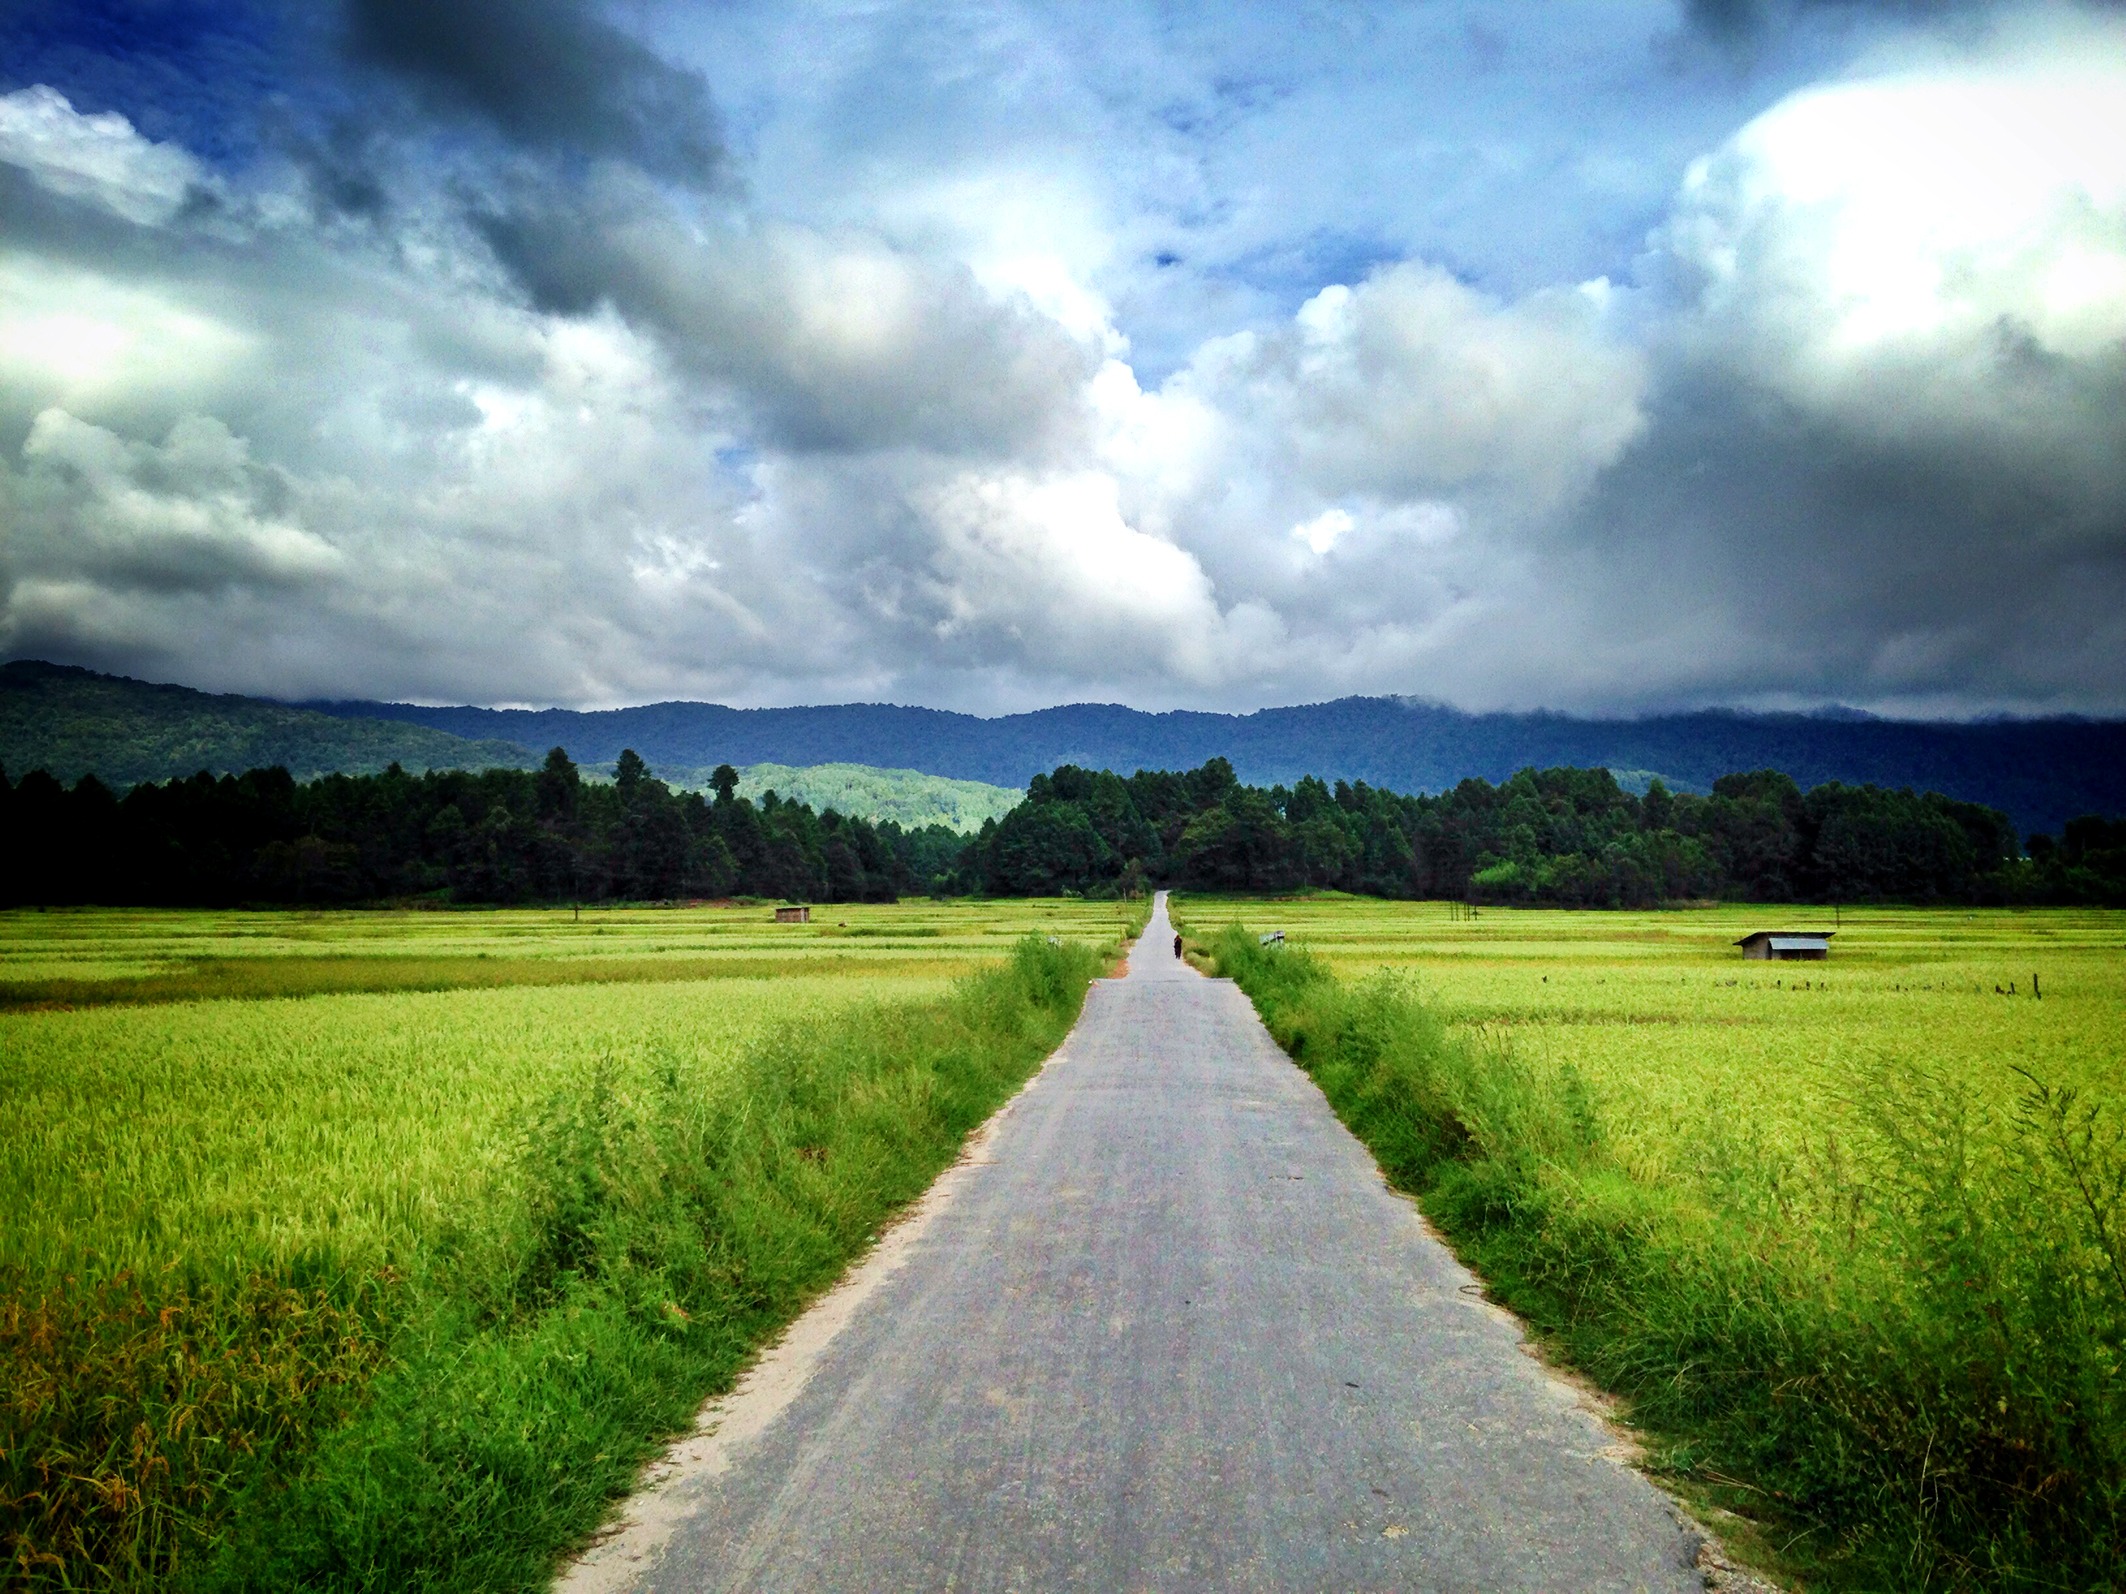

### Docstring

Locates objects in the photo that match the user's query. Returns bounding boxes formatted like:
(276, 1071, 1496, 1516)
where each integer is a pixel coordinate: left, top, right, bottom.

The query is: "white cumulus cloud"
(4, 410, 341, 596)
(915, 468, 1280, 686)
(1664, 35, 2126, 444)
(1291, 507, 1353, 556)
(0, 85, 203, 225)
(1161, 262, 1648, 529)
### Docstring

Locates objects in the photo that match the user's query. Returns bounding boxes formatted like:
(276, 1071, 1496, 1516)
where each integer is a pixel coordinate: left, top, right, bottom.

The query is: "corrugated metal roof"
(1767, 936, 1830, 951)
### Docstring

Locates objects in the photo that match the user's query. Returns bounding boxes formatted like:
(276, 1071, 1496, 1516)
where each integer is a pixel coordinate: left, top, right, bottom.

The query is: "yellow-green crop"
(0, 898, 1138, 1590)
(1175, 897, 2125, 1198)
(0, 897, 1138, 1006)
(1179, 895, 2126, 1593)
(3, 977, 915, 1286)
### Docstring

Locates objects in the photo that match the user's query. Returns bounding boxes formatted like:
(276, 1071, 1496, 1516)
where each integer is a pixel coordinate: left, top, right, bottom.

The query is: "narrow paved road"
(565, 893, 1705, 1592)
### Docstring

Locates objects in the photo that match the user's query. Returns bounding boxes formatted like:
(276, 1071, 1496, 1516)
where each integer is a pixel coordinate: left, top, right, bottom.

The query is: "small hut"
(1735, 930, 1832, 961)
(775, 904, 811, 923)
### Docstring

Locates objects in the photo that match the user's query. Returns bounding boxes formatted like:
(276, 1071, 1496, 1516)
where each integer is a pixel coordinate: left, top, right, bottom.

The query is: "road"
(563, 892, 1707, 1592)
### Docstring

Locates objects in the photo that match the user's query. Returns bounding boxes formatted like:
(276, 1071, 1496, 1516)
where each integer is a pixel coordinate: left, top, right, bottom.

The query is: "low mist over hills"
(8, 662, 2124, 838)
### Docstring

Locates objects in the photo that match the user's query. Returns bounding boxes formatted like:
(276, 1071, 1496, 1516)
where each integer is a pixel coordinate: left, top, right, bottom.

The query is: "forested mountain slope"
(717, 763, 1019, 833)
(310, 689, 2126, 838)
(0, 663, 1024, 831)
(12, 661, 2122, 838)
(1, 661, 533, 786)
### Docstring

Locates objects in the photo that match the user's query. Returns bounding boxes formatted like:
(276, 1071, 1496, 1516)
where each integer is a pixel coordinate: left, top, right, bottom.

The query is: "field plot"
(1176, 896, 2126, 1592)
(0, 897, 1124, 1008)
(0, 899, 1135, 1590)
(1175, 898, 2125, 1190)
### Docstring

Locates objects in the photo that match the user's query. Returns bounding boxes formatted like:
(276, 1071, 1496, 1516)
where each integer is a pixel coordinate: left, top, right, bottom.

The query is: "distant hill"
(0, 662, 1018, 832)
(305, 689, 2126, 839)
(564, 760, 1017, 832)
(11, 661, 2124, 838)
(721, 763, 1018, 833)
(624, 760, 1017, 831)
(0, 661, 533, 787)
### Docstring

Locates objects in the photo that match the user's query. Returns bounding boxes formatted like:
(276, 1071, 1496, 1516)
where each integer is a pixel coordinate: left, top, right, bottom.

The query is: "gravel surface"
(562, 893, 1709, 1592)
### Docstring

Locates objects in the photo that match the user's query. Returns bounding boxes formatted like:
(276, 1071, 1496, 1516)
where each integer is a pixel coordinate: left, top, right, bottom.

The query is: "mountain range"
(6, 660, 2124, 839)
(1, 660, 528, 788)
(305, 686, 2126, 839)
(0, 662, 1023, 832)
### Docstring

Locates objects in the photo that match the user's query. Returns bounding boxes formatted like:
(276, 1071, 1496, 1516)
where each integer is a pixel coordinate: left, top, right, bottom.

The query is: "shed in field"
(1735, 930, 1833, 961)
(775, 904, 811, 923)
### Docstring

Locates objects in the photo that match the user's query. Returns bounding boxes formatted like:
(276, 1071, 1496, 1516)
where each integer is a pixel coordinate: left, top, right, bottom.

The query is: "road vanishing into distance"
(564, 893, 1709, 1593)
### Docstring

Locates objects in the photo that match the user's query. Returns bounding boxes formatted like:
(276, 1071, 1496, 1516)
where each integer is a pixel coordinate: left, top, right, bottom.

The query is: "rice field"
(1174, 896, 2126, 1201)
(1176, 895, 2126, 1590)
(0, 897, 1132, 1007)
(0, 898, 1136, 1589)
(5, 978, 890, 1286)
(1, 898, 1139, 1287)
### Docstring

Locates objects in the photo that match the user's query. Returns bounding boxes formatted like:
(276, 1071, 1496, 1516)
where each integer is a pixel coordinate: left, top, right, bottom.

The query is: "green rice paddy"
(0, 898, 1136, 1590)
(1177, 895, 2126, 1591)
(1174, 898, 2125, 1199)
(0, 898, 1130, 1007)
(0, 897, 1135, 1288)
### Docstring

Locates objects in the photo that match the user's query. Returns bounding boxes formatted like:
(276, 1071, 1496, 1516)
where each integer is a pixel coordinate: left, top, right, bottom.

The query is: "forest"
(0, 750, 958, 908)
(4, 750, 2123, 908)
(965, 758, 2124, 905)
(15, 660, 2126, 838)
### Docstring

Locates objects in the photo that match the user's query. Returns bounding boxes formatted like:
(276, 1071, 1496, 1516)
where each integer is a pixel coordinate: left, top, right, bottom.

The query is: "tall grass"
(2, 1269, 396, 1586)
(1202, 924, 2126, 1591)
(2, 935, 1106, 1590)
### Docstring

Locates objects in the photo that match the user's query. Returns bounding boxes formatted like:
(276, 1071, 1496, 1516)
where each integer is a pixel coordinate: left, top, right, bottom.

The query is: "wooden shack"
(774, 904, 811, 923)
(1735, 930, 1832, 961)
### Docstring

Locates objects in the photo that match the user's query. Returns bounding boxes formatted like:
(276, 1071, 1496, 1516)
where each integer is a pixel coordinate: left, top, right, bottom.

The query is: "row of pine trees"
(4, 750, 2121, 907)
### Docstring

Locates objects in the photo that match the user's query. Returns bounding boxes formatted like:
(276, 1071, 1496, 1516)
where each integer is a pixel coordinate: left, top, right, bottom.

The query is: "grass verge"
(3, 935, 1108, 1590)
(1198, 923, 2126, 1592)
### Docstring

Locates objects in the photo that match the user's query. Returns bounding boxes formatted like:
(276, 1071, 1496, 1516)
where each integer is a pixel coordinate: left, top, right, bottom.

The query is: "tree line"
(962, 759, 2126, 906)
(3, 750, 2121, 908)
(0, 750, 963, 907)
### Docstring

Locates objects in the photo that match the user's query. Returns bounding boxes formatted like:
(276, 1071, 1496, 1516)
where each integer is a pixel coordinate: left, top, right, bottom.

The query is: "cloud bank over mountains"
(1, 0, 2121, 716)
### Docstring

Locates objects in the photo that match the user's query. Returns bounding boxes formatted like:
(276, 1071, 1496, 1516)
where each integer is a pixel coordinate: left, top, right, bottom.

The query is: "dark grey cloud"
(475, 179, 1097, 457)
(1545, 353, 2126, 713)
(1683, 0, 2122, 43)
(1683, 0, 1931, 40)
(307, 130, 387, 218)
(341, 0, 724, 184)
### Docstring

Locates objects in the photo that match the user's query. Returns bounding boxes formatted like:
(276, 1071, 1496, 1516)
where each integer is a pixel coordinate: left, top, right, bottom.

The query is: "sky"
(1, 0, 2122, 718)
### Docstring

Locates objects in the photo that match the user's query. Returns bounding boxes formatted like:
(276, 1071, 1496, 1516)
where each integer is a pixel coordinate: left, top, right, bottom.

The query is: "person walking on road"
(1173, 932, 1183, 959)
